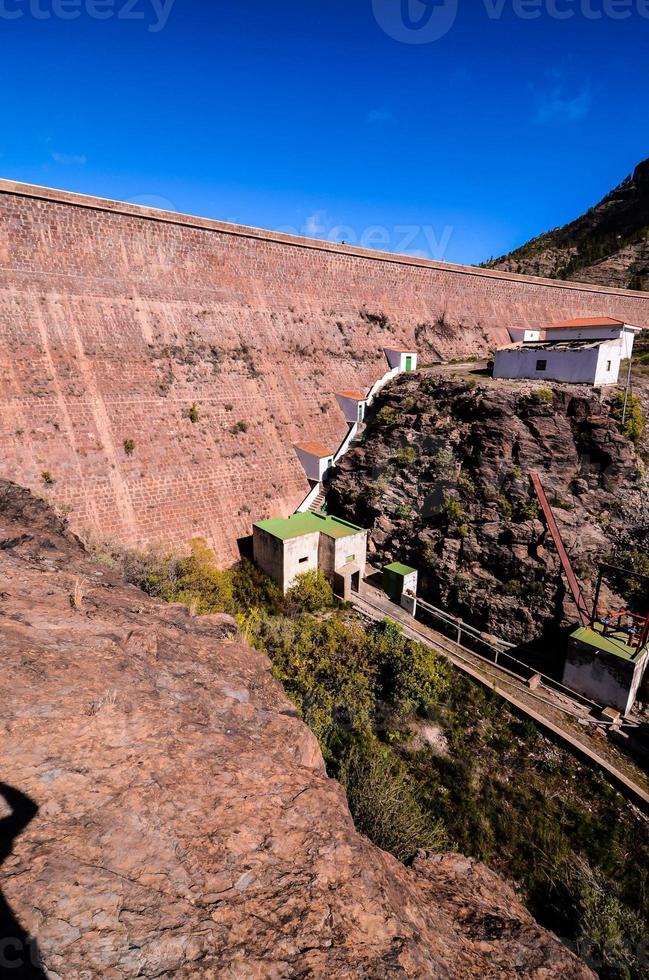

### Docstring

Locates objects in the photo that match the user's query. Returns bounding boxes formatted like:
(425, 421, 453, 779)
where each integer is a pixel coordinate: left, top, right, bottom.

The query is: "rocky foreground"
(328, 372, 649, 645)
(0, 480, 593, 978)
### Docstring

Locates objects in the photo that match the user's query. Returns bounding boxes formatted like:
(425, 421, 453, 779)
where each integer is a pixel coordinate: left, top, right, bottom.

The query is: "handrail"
(362, 593, 604, 713)
(333, 421, 359, 464)
(366, 366, 400, 403)
(416, 597, 516, 649)
(295, 481, 323, 514)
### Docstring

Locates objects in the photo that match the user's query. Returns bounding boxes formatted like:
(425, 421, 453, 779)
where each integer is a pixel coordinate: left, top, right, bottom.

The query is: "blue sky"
(0, 0, 647, 264)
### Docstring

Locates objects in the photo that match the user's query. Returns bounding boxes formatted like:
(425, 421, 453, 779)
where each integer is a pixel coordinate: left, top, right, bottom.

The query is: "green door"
(405, 356, 412, 371)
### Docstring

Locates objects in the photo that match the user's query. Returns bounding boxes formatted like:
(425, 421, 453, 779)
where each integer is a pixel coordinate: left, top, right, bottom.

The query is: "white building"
(335, 390, 368, 424)
(494, 318, 642, 386)
(384, 347, 418, 373)
(293, 441, 335, 483)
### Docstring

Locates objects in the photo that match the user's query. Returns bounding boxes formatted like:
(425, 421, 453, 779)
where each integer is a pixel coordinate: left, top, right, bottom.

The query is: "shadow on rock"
(0, 784, 46, 979)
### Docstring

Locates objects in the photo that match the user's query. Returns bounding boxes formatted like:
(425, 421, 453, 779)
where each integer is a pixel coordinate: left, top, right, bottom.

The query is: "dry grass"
(87, 690, 118, 715)
(69, 576, 86, 610)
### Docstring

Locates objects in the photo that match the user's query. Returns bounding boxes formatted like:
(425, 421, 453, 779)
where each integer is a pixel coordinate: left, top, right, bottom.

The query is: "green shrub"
(534, 387, 554, 402)
(572, 863, 648, 977)
(188, 402, 199, 424)
(286, 570, 334, 613)
(375, 406, 399, 428)
(339, 739, 447, 862)
(123, 439, 136, 456)
(41, 469, 54, 485)
(392, 446, 418, 466)
(440, 497, 466, 526)
(116, 541, 285, 619)
(606, 549, 649, 613)
(609, 392, 645, 444)
(160, 537, 234, 614)
(514, 497, 540, 521)
(241, 608, 376, 749)
(549, 495, 574, 512)
(369, 619, 451, 720)
(230, 420, 249, 434)
(498, 497, 513, 520)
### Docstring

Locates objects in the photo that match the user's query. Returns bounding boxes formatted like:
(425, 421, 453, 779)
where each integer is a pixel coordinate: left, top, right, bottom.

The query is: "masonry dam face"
(1, 179, 648, 563)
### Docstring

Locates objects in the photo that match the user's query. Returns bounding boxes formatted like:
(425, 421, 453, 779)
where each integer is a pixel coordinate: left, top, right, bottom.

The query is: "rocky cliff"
(328, 372, 649, 645)
(0, 480, 593, 977)
(0, 178, 647, 564)
(486, 159, 649, 290)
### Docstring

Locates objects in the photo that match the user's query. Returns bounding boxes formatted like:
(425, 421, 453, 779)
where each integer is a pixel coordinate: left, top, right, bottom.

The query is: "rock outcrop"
(328, 372, 649, 644)
(0, 480, 593, 977)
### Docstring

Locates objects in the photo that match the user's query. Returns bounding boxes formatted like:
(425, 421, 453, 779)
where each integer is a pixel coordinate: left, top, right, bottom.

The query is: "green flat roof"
(384, 562, 417, 577)
(254, 511, 363, 542)
(570, 624, 647, 663)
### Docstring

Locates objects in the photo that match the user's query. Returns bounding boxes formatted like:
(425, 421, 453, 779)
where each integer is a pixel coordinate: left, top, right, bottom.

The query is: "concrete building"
(384, 347, 418, 373)
(335, 390, 368, 424)
(253, 511, 367, 597)
(563, 623, 648, 716)
(494, 317, 642, 386)
(383, 562, 418, 615)
(293, 442, 335, 483)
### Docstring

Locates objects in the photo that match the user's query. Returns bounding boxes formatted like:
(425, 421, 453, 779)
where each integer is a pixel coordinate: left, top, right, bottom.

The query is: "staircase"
(308, 485, 327, 513)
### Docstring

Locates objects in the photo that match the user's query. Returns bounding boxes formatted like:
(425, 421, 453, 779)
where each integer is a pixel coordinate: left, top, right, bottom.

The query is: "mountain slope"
(485, 158, 649, 290)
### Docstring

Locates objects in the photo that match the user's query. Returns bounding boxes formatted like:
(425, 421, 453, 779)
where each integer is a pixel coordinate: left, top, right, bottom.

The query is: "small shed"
(253, 511, 367, 594)
(384, 348, 418, 373)
(563, 624, 648, 716)
(383, 562, 418, 604)
(294, 442, 335, 483)
(335, 390, 368, 424)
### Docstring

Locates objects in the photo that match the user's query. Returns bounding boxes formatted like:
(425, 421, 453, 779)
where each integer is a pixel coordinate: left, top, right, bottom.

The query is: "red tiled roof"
(294, 441, 334, 458)
(336, 390, 367, 400)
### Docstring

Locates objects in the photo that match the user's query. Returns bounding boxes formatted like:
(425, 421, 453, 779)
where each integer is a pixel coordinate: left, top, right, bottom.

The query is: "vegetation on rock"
(610, 391, 646, 445)
(484, 158, 649, 290)
(328, 374, 649, 645)
(112, 538, 649, 979)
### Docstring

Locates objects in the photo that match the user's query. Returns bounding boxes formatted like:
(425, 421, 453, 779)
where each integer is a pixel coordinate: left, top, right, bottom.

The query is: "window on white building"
(299, 556, 309, 564)
(606, 360, 612, 372)
(536, 359, 547, 371)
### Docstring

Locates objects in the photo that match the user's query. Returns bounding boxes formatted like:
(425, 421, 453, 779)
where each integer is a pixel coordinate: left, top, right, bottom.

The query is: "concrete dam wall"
(1, 178, 647, 562)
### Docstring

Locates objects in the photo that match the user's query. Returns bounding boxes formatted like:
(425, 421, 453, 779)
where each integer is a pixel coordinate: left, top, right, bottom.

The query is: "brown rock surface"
(0, 480, 592, 977)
